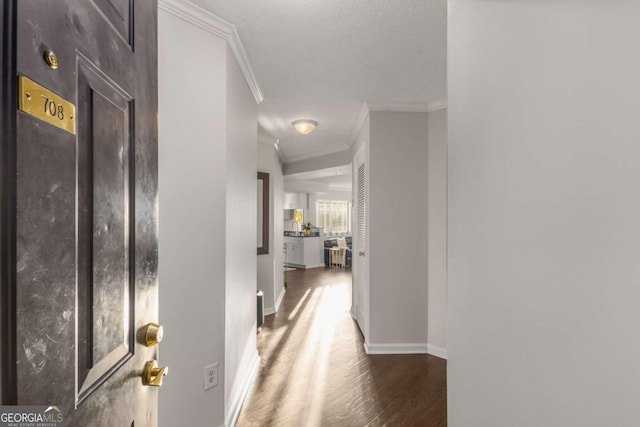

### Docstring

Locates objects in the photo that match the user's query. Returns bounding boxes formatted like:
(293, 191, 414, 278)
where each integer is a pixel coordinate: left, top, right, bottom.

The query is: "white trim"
(365, 99, 447, 113)
(258, 110, 287, 163)
(426, 344, 448, 360)
(263, 286, 285, 316)
(257, 133, 277, 147)
(347, 100, 448, 147)
(283, 263, 326, 270)
(258, 132, 285, 164)
(274, 286, 286, 312)
(355, 307, 367, 339)
(364, 342, 447, 360)
(158, 0, 264, 104)
(364, 342, 447, 359)
(224, 350, 260, 427)
(425, 100, 448, 112)
(284, 263, 304, 269)
(304, 263, 327, 270)
(348, 102, 370, 147)
(364, 342, 429, 354)
(228, 31, 264, 104)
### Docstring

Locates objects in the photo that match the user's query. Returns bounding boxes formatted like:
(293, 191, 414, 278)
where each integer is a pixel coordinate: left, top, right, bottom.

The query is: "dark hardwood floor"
(237, 267, 447, 427)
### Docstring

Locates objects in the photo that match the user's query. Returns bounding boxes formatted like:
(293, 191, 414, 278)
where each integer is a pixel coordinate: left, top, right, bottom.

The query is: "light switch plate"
(204, 363, 218, 391)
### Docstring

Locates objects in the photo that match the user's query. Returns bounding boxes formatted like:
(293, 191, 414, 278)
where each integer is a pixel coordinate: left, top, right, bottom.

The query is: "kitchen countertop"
(284, 232, 320, 238)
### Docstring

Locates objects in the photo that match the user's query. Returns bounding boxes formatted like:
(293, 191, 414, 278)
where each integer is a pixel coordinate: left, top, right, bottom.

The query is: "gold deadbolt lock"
(141, 360, 168, 387)
(139, 323, 163, 347)
(44, 50, 59, 69)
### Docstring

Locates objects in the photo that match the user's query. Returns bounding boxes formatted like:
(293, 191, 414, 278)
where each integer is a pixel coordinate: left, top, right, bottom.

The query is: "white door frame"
(352, 142, 368, 339)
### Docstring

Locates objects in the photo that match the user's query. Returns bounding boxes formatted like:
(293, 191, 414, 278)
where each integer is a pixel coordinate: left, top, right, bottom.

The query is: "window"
(316, 200, 351, 234)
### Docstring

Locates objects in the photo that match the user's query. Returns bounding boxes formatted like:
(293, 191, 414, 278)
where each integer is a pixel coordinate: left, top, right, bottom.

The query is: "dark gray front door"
(1, 0, 159, 425)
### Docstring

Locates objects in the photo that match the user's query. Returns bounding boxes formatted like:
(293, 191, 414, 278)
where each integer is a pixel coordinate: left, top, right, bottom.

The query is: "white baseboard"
(364, 342, 428, 354)
(274, 286, 286, 312)
(305, 263, 326, 269)
(364, 342, 448, 359)
(264, 286, 286, 316)
(427, 344, 448, 360)
(224, 350, 260, 427)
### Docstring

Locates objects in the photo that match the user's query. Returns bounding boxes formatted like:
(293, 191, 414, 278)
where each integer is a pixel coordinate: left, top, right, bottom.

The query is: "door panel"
(91, 0, 134, 47)
(15, 101, 77, 405)
(4, 0, 159, 425)
(76, 56, 135, 402)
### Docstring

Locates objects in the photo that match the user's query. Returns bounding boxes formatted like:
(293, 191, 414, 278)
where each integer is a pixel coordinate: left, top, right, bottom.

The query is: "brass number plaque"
(18, 75, 76, 135)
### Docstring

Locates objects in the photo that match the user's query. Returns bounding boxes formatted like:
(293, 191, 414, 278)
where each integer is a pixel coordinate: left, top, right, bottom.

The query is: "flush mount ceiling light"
(292, 119, 318, 135)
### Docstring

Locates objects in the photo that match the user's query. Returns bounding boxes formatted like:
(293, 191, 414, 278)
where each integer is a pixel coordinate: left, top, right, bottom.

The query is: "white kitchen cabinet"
(284, 193, 294, 209)
(292, 238, 304, 265)
(283, 192, 308, 210)
(303, 238, 321, 268)
(284, 237, 297, 265)
(284, 236, 322, 268)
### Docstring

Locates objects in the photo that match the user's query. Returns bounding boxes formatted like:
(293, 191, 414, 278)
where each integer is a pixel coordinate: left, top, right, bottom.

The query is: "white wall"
(284, 149, 351, 175)
(427, 109, 447, 355)
(258, 141, 285, 314)
(273, 160, 284, 312)
(158, 10, 227, 426)
(368, 112, 429, 347)
(224, 48, 259, 423)
(350, 108, 446, 356)
(448, 1, 640, 426)
(159, 6, 260, 426)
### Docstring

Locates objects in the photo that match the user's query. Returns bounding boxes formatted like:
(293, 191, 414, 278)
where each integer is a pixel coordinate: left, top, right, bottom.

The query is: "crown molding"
(347, 99, 448, 147)
(425, 100, 448, 112)
(365, 99, 447, 113)
(257, 133, 276, 147)
(158, 0, 264, 104)
(275, 142, 285, 166)
(348, 102, 370, 147)
(257, 133, 286, 165)
(228, 30, 264, 104)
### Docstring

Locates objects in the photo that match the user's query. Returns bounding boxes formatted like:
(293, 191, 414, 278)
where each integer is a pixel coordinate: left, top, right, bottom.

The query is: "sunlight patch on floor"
(238, 268, 447, 427)
(287, 288, 311, 321)
(305, 283, 347, 426)
(259, 286, 326, 417)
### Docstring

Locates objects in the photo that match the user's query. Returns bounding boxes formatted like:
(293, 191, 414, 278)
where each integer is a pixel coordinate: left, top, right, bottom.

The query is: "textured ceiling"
(194, 0, 447, 162)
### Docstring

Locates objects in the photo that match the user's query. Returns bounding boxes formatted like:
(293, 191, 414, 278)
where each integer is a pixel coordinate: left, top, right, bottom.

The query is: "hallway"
(237, 268, 447, 427)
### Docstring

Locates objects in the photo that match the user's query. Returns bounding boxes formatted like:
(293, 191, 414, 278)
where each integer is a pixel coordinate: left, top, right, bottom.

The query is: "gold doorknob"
(138, 323, 163, 347)
(142, 360, 168, 387)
